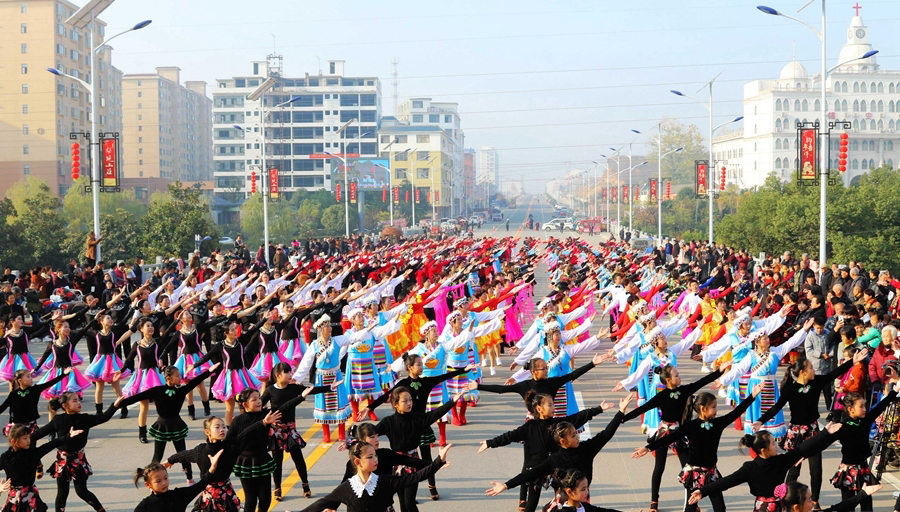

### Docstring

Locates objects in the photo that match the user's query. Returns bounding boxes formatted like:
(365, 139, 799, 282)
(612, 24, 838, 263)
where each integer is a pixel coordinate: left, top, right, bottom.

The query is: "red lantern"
(71, 142, 80, 180)
(666, 180, 671, 199)
(250, 171, 257, 194)
(720, 166, 727, 191)
(839, 132, 849, 173)
(336, 183, 341, 202)
(382, 187, 387, 202)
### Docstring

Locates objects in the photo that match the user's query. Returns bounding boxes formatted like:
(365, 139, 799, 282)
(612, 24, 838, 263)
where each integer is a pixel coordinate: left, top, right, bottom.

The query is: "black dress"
(30, 404, 119, 481)
(0, 436, 67, 512)
(120, 369, 213, 442)
(0, 374, 67, 431)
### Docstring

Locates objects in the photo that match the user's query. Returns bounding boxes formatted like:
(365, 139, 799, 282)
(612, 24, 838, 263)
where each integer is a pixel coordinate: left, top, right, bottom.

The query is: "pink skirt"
(38, 367, 91, 399)
(278, 338, 306, 366)
(0, 353, 38, 381)
(249, 351, 290, 381)
(211, 369, 260, 401)
(174, 353, 210, 380)
(122, 368, 163, 398)
(83, 354, 131, 383)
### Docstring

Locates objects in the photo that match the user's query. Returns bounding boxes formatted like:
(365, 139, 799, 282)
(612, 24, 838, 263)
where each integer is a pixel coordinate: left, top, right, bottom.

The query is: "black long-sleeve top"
(167, 420, 266, 483)
(0, 435, 67, 486)
(835, 389, 898, 465)
(374, 400, 456, 453)
(647, 392, 757, 469)
(89, 329, 118, 356)
(4, 322, 50, 358)
(32, 404, 118, 453)
(301, 458, 446, 512)
(260, 383, 329, 423)
(341, 447, 429, 481)
(505, 411, 626, 489)
(757, 360, 853, 426)
(121, 370, 212, 420)
(478, 361, 597, 401)
(194, 340, 250, 370)
(161, 328, 204, 359)
(35, 335, 88, 370)
(559, 505, 623, 512)
(488, 406, 604, 467)
(226, 396, 308, 456)
(245, 326, 281, 357)
(134, 479, 209, 512)
(367, 370, 467, 414)
(0, 373, 67, 424)
(624, 371, 722, 424)
(698, 428, 836, 498)
(124, 340, 163, 371)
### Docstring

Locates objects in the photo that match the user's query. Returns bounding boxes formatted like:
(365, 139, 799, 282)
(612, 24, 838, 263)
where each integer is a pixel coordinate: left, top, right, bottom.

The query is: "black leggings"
(684, 487, 725, 512)
(398, 478, 420, 512)
(785, 451, 823, 502)
(651, 444, 689, 502)
(420, 444, 436, 489)
(152, 439, 191, 479)
(240, 475, 271, 512)
(841, 487, 873, 511)
(272, 446, 308, 488)
(55, 476, 103, 512)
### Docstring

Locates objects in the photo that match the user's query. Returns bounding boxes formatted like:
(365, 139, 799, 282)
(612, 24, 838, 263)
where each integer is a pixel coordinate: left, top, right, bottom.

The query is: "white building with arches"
(714, 10, 899, 189)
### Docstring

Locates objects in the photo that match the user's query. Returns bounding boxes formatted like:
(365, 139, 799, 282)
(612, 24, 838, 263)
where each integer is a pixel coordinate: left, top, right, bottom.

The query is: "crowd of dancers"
(1, 231, 899, 512)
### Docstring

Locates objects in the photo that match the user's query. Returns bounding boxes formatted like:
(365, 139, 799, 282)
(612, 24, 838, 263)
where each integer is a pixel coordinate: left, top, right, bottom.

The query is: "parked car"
(218, 237, 235, 246)
(542, 219, 574, 231)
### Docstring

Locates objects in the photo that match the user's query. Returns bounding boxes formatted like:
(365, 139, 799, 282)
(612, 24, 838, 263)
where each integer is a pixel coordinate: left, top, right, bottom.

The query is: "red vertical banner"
(666, 180, 672, 199)
(601, 187, 607, 200)
(405, 190, 410, 203)
(799, 128, 817, 180)
(382, 187, 387, 202)
(695, 161, 708, 195)
(349, 181, 357, 204)
(634, 186, 640, 201)
(335, 183, 341, 202)
(434, 190, 439, 203)
(393, 187, 399, 203)
(426, 190, 431, 203)
(649, 178, 658, 201)
(101, 138, 118, 187)
(612, 186, 617, 202)
(269, 168, 279, 200)
(415, 188, 420, 203)
(622, 185, 629, 204)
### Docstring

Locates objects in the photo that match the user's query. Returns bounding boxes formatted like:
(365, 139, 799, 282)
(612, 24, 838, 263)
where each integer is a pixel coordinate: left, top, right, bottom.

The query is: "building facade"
(714, 11, 899, 189)
(212, 58, 381, 222)
(0, 0, 123, 198)
(378, 98, 465, 218)
(121, 67, 212, 199)
(476, 146, 499, 190)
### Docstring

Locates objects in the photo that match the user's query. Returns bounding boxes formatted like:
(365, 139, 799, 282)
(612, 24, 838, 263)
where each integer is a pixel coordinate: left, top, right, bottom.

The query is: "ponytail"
(739, 431, 773, 457)
(683, 391, 716, 424)
(781, 357, 807, 389)
(523, 390, 551, 417)
(134, 462, 166, 488)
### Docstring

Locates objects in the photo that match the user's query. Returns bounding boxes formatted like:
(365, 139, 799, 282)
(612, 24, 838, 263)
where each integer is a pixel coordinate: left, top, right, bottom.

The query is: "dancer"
(485, 393, 633, 504)
(245, 308, 294, 389)
(0, 368, 70, 435)
(688, 424, 842, 509)
(0, 312, 54, 383)
(165, 414, 278, 512)
(339, 423, 428, 481)
(190, 319, 263, 425)
(133, 453, 222, 512)
(478, 390, 612, 512)
(829, 381, 900, 511)
(83, 312, 129, 416)
(552, 468, 625, 512)
(751, 350, 867, 508)
(299, 442, 452, 512)
(632, 384, 763, 512)
(119, 318, 166, 444)
(160, 309, 224, 419)
(717, 318, 815, 439)
(343, 307, 403, 421)
(31, 393, 122, 512)
(0, 424, 81, 512)
(291, 316, 367, 443)
(778, 481, 882, 512)
(620, 365, 723, 512)
(34, 319, 93, 406)
(120, 363, 220, 484)
(260, 362, 329, 501)
(276, 300, 305, 366)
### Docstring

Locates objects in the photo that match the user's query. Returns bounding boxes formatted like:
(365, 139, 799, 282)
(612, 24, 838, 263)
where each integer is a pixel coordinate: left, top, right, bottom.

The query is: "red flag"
(335, 183, 341, 202)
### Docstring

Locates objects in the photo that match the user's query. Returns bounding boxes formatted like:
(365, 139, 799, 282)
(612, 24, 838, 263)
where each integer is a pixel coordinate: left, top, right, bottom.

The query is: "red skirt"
(50, 450, 92, 482)
(678, 465, 721, 492)
(3, 485, 46, 512)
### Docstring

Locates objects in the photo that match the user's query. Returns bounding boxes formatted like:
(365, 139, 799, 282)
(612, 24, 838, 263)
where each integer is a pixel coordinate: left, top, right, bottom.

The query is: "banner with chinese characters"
(622, 185, 629, 204)
(649, 178, 658, 201)
(695, 160, 709, 195)
(349, 181, 357, 204)
(335, 183, 341, 202)
(601, 187, 607, 200)
(634, 186, 640, 202)
(393, 187, 399, 203)
(101, 138, 118, 187)
(382, 187, 387, 202)
(426, 190, 431, 203)
(415, 188, 421, 203)
(405, 190, 410, 203)
(611, 186, 617, 203)
(268, 169, 279, 200)
(799, 128, 817, 181)
(434, 190, 439, 203)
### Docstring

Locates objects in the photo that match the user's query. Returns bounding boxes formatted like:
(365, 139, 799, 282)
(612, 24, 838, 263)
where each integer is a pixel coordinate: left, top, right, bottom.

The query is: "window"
(783, 100, 789, 112)
(852, 140, 859, 151)
(339, 94, 359, 107)
(394, 135, 408, 143)
(23, 165, 29, 175)
(775, 139, 782, 150)
(891, 101, 896, 113)
(801, 99, 808, 111)
(775, 118, 782, 130)
(22, 145, 29, 155)
(862, 140, 868, 151)
(835, 100, 842, 112)
(775, 157, 782, 169)
(339, 110, 358, 123)
(380, 135, 390, 143)
(861, 82, 868, 93)
(395, 168, 408, 180)
(20, 23, 26, 34)
(412, 115, 423, 123)
(329, 61, 335, 74)
(360, 94, 376, 106)
(892, 83, 896, 94)
(842, 82, 848, 93)
(775, 99, 782, 111)
(22, 124, 28, 135)
(879, 83, 884, 93)
(21, 84, 28, 94)
(21, 44, 27, 54)
(22, 104, 27, 114)
(871, 82, 877, 92)
(853, 100, 860, 112)
(360, 110, 376, 123)
(429, 114, 439, 123)
(878, 120, 884, 131)
(870, 120, 876, 130)
(416, 135, 430, 143)
(395, 152, 408, 161)
(794, 100, 801, 111)
(412, 101, 424, 108)
(889, 141, 895, 151)
(445, 115, 452, 123)
(417, 151, 430, 161)
(20, 64, 27, 74)
(853, 82, 860, 93)
(862, 159, 869, 170)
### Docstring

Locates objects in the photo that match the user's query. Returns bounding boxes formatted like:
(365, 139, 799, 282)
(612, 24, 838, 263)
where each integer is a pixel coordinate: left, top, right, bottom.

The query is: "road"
(21, 208, 900, 511)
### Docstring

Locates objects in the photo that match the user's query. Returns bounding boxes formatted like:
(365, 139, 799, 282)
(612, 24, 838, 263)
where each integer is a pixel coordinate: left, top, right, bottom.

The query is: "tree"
(61, 176, 146, 236)
(141, 182, 218, 258)
(97, 209, 144, 263)
(643, 118, 708, 186)
(321, 204, 357, 235)
(239, 195, 298, 247)
(296, 199, 321, 238)
(12, 182, 68, 268)
(0, 199, 26, 270)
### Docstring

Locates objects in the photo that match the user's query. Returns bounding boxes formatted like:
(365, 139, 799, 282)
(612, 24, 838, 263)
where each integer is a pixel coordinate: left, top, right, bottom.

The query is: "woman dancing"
(119, 318, 167, 444)
(83, 312, 129, 415)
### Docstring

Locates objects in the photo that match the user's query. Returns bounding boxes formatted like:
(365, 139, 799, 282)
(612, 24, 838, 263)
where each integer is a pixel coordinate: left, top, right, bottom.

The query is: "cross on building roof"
(853, 2, 862, 16)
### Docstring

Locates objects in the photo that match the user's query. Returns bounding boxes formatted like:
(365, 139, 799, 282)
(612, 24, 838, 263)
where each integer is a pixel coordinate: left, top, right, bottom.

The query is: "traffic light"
(250, 171, 257, 194)
(71, 142, 80, 180)
(720, 166, 726, 191)
(839, 133, 849, 173)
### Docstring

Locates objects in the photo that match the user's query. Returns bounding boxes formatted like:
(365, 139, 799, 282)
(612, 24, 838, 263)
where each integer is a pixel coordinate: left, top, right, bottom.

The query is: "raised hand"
(209, 362, 222, 373)
(477, 441, 488, 454)
(619, 392, 635, 413)
(208, 449, 224, 473)
(438, 442, 453, 461)
(592, 352, 605, 365)
(355, 408, 370, 423)
(632, 446, 650, 459)
(485, 482, 508, 496)
(825, 422, 843, 434)
(263, 410, 282, 426)
(751, 383, 763, 397)
(600, 400, 614, 411)
(862, 483, 882, 496)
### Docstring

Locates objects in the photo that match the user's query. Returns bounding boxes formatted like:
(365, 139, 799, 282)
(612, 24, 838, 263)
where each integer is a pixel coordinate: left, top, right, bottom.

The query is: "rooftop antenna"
(391, 58, 399, 116)
(271, 33, 276, 53)
(316, 56, 322, 75)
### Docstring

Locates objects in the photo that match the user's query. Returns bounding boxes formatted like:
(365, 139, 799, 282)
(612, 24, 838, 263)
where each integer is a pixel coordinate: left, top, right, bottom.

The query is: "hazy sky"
(100, 0, 899, 192)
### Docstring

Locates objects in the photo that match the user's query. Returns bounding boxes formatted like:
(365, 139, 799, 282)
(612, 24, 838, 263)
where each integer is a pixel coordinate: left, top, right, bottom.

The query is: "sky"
(98, 0, 900, 193)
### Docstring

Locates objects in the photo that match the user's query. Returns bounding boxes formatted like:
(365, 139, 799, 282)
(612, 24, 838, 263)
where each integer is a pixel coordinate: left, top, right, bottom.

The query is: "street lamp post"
(326, 124, 371, 237)
(607, 148, 622, 233)
(758, 3, 878, 271)
(599, 155, 611, 230)
(656, 147, 684, 241)
(49, 13, 151, 262)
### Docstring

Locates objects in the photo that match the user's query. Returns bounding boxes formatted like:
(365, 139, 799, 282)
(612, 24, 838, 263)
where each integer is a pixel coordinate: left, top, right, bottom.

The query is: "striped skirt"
(313, 369, 350, 425)
(348, 355, 381, 401)
(744, 377, 785, 438)
(446, 365, 478, 403)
